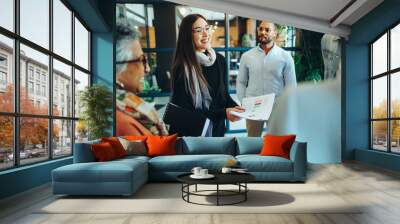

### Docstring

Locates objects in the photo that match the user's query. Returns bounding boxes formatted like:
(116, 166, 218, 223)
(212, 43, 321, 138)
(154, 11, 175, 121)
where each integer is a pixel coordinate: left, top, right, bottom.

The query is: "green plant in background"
(276, 24, 287, 37)
(140, 78, 162, 103)
(294, 30, 323, 83)
(141, 52, 162, 103)
(79, 84, 113, 140)
(275, 25, 288, 47)
(142, 78, 161, 95)
(241, 33, 252, 48)
(304, 68, 322, 82)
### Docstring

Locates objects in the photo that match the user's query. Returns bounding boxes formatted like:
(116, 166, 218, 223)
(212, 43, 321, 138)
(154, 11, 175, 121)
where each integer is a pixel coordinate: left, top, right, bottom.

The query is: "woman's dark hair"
(171, 14, 209, 101)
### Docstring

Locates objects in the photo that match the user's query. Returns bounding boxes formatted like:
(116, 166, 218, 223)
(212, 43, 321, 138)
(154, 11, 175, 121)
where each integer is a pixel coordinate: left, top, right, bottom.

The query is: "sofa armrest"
(289, 142, 307, 181)
(73, 140, 100, 163)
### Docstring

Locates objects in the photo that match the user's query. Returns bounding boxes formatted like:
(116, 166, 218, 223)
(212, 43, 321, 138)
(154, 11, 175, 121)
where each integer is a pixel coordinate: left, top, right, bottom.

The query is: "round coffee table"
(177, 173, 255, 206)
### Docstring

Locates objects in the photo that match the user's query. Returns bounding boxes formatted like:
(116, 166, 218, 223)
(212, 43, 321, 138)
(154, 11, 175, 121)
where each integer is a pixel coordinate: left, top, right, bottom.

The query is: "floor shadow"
(203, 190, 295, 207)
(56, 183, 182, 200)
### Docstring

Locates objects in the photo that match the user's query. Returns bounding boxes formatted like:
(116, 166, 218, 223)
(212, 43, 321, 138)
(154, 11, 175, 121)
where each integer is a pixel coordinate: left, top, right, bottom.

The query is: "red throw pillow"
(124, 135, 148, 141)
(260, 134, 296, 159)
(101, 137, 126, 158)
(146, 134, 177, 157)
(91, 142, 117, 162)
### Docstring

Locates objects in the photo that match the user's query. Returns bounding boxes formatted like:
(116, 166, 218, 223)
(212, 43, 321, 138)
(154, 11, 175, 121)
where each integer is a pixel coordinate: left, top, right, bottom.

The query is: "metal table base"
(181, 183, 249, 206)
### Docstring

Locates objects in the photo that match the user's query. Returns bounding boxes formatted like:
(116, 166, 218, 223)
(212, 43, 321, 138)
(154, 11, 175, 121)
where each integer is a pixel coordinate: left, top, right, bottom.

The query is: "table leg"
(181, 184, 183, 199)
(187, 184, 190, 202)
(195, 184, 197, 192)
(217, 184, 219, 206)
(245, 183, 247, 201)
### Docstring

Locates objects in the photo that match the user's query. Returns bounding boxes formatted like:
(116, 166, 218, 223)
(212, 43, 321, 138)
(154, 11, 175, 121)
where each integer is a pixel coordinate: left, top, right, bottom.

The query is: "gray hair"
(116, 19, 142, 74)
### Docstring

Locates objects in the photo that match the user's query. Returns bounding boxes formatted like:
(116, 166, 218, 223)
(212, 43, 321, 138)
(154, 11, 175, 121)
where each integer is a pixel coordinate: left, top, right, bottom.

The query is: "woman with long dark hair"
(170, 14, 244, 137)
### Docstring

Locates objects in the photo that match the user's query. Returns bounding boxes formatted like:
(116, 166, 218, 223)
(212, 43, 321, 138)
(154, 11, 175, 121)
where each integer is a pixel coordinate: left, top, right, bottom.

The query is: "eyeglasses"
(192, 25, 211, 34)
(116, 54, 148, 67)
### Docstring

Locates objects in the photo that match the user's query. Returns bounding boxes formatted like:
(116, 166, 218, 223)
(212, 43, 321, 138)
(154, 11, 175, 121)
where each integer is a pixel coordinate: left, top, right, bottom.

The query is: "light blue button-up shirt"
(236, 45, 297, 103)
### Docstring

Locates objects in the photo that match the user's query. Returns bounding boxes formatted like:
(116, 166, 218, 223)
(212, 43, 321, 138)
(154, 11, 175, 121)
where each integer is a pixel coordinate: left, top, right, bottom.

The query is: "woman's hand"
(226, 106, 245, 122)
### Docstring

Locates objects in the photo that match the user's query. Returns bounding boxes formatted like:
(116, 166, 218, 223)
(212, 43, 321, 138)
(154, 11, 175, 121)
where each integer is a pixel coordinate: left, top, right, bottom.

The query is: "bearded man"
(237, 21, 297, 137)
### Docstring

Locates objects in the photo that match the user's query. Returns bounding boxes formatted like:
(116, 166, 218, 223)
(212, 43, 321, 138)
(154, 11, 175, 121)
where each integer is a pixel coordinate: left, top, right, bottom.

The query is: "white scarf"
(184, 48, 216, 110)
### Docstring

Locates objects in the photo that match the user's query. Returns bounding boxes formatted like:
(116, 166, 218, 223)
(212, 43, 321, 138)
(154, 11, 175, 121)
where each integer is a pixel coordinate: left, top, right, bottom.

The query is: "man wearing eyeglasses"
(237, 21, 297, 137)
(115, 20, 168, 136)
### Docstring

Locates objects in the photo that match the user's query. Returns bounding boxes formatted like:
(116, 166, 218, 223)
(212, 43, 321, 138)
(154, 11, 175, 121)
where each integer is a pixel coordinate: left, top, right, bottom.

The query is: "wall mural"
(114, 4, 342, 163)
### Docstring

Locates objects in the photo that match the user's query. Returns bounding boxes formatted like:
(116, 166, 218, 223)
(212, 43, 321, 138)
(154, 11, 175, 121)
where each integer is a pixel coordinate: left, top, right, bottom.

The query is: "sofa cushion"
(236, 137, 263, 155)
(91, 142, 118, 161)
(180, 137, 236, 155)
(123, 135, 148, 141)
(148, 154, 235, 172)
(260, 134, 296, 159)
(101, 137, 127, 158)
(147, 134, 177, 157)
(115, 155, 150, 163)
(236, 155, 293, 172)
(53, 159, 147, 183)
(118, 138, 147, 156)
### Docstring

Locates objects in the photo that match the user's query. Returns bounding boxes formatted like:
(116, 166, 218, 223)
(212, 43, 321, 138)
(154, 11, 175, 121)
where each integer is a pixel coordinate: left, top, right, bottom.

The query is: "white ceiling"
(167, 0, 384, 38)
(225, 0, 352, 22)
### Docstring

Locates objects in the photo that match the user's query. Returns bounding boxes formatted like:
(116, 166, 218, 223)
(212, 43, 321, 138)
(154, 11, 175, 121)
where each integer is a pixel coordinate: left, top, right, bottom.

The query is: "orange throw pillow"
(91, 142, 117, 161)
(101, 137, 126, 158)
(146, 134, 177, 157)
(260, 134, 296, 159)
(124, 135, 148, 141)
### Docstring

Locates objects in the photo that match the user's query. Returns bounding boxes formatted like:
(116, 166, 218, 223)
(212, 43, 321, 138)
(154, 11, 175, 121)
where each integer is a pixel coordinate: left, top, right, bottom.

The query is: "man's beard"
(258, 36, 272, 45)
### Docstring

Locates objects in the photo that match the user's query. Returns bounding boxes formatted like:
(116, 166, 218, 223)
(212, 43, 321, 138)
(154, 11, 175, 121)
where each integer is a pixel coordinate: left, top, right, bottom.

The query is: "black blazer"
(170, 53, 238, 136)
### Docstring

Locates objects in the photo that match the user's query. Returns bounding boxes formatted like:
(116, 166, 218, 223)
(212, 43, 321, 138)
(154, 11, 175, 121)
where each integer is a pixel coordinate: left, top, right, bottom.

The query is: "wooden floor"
(1, 162, 400, 224)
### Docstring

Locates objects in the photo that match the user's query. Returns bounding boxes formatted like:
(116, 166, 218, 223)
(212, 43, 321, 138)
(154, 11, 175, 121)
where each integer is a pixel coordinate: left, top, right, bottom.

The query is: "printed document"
(200, 119, 211, 136)
(230, 93, 275, 121)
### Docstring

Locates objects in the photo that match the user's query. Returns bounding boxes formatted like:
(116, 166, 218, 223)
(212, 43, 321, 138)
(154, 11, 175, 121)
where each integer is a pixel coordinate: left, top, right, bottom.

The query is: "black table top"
(177, 172, 255, 185)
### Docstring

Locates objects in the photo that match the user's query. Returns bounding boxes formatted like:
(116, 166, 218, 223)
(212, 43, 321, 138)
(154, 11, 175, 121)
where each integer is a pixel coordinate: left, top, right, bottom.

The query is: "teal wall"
(345, 0, 400, 171)
(92, 33, 113, 86)
(66, 0, 110, 32)
(0, 158, 72, 199)
(0, 0, 114, 200)
(355, 149, 400, 172)
(92, 32, 114, 135)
